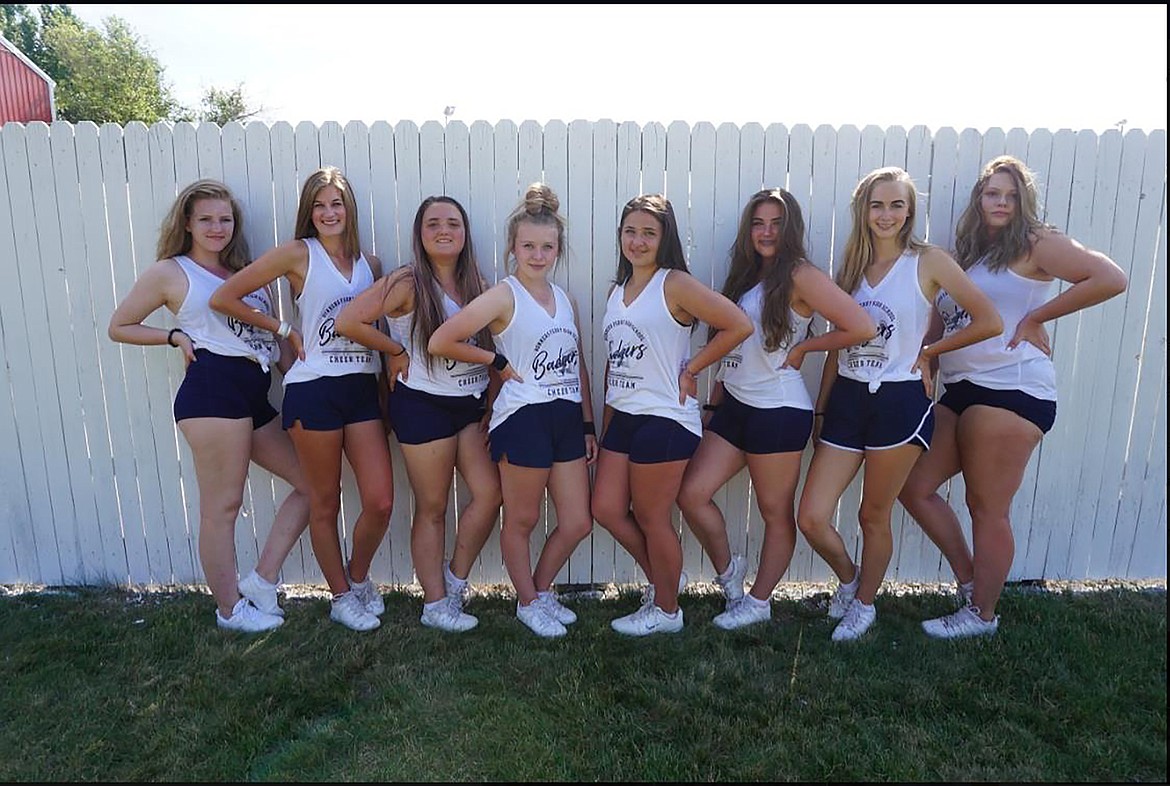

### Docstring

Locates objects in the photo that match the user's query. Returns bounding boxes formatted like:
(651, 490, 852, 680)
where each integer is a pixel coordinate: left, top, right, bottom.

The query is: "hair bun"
(523, 182, 559, 215)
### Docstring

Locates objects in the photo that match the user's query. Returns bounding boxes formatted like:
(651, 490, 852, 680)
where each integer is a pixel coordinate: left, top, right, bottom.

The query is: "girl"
(677, 188, 876, 630)
(899, 155, 1127, 639)
(592, 194, 753, 636)
(210, 166, 393, 632)
(428, 183, 596, 639)
(796, 166, 1002, 642)
(108, 179, 309, 632)
(335, 196, 501, 633)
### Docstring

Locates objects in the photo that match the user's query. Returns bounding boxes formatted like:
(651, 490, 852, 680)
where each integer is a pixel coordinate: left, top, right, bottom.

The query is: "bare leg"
(288, 424, 348, 594)
(498, 458, 551, 606)
(629, 458, 689, 613)
(249, 417, 311, 583)
(450, 422, 503, 580)
(341, 419, 395, 583)
(898, 405, 972, 583)
(957, 406, 1042, 618)
(179, 417, 253, 617)
(400, 435, 458, 602)
(797, 443, 865, 582)
(677, 431, 745, 575)
(533, 457, 593, 591)
(852, 443, 924, 604)
(591, 448, 650, 577)
(744, 450, 803, 600)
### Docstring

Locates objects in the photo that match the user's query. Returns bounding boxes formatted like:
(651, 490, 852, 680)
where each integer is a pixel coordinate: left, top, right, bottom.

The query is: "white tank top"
(937, 260, 1057, 401)
(838, 250, 932, 392)
(489, 276, 582, 432)
(174, 255, 279, 371)
(283, 237, 379, 385)
(386, 291, 489, 398)
(718, 282, 813, 410)
(603, 267, 702, 437)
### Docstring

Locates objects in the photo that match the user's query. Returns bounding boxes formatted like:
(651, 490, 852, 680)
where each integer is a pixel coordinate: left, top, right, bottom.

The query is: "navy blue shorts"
(388, 382, 486, 445)
(282, 373, 382, 431)
(173, 349, 277, 428)
(706, 391, 813, 454)
(490, 399, 586, 468)
(819, 377, 933, 452)
(940, 379, 1056, 434)
(601, 409, 700, 464)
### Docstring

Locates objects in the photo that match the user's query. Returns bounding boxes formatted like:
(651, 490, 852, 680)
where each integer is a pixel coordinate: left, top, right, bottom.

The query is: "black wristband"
(702, 404, 717, 412)
(167, 328, 185, 347)
(583, 421, 596, 436)
(491, 352, 509, 372)
(389, 344, 407, 357)
(814, 412, 825, 417)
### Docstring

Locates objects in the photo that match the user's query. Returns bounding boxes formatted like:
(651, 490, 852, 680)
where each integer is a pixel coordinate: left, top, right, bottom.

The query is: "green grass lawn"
(1, 581, 1165, 782)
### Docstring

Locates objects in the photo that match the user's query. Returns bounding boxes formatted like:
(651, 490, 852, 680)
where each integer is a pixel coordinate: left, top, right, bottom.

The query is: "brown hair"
(293, 166, 361, 262)
(156, 179, 251, 271)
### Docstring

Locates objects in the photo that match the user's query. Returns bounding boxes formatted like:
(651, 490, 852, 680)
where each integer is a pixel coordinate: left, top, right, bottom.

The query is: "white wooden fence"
(0, 119, 1164, 590)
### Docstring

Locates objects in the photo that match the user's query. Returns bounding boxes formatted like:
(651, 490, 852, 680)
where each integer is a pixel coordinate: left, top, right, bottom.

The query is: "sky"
(66, 4, 1167, 135)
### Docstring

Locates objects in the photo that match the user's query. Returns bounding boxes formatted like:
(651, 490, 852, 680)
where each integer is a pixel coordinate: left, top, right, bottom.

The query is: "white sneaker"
(922, 604, 999, 640)
(443, 560, 470, 610)
(238, 569, 283, 618)
(330, 591, 381, 632)
(611, 603, 684, 636)
(827, 569, 860, 619)
(641, 570, 689, 608)
(536, 590, 577, 625)
(348, 575, 385, 617)
(957, 580, 975, 608)
(516, 600, 567, 638)
(421, 597, 479, 633)
(714, 555, 747, 603)
(216, 597, 283, 633)
(712, 594, 771, 630)
(831, 598, 876, 642)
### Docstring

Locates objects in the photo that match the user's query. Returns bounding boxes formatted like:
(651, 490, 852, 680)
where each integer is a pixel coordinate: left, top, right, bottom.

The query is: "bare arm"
(666, 270, 755, 404)
(107, 258, 196, 366)
(210, 239, 309, 359)
(570, 294, 598, 464)
(336, 268, 413, 388)
(785, 263, 877, 370)
(428, 282, 521, 382)
(1010, 229, 1128, 353)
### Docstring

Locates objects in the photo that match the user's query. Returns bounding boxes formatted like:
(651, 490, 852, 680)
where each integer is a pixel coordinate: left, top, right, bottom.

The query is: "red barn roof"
(0, 33, 56, 124)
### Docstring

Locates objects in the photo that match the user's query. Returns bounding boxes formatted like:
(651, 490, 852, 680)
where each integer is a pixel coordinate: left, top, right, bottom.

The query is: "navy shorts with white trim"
(819, 377, 933, 452)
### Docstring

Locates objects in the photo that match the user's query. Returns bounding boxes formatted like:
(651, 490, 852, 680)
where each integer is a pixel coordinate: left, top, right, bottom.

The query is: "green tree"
(197, 84, 263, 125)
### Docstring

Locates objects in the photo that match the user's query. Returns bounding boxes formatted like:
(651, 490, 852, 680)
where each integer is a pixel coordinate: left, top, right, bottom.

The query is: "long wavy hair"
(504, 182, 567, 272)
(837, 167, 929, 294)
(954, 155, 1050, 272)
(156, 179, 251, 271)
(613, 194, 689, 285)
(293, 166, 362, 262)
(718, 188, 809, 350)
(407, 195, 492, 370)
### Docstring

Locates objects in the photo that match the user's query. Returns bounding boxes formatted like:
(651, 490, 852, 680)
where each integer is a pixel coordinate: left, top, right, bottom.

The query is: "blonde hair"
(837, 167, 928, 294)
(156, 179, 251, 271)
(504, 182, 566, 270)
(293, 166, 361, 262)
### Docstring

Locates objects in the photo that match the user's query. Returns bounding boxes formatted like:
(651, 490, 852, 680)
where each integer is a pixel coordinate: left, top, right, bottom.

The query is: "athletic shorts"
(601, 409, 700, 464)
(706, 391, 813, 454)
(173, 349, 277, 428)
(388, 382, 486, 445)
(489, 398, 586, 468)
(939, 379, 1057, 434)
(282, 372, 382, 431)
(819, 377, 933, 452)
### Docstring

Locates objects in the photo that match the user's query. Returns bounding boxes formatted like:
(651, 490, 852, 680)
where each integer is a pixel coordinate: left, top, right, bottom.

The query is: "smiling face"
(311, 184, 347, 238)
(750, 200, 784, 262)
(420, 200, 466, 262)
(512, 220, 559, 278)
(866, 180, 912, 241)
(185, 198, 235, 257)
(979, 171, 1020, 233)
(620, 210, 663, 270)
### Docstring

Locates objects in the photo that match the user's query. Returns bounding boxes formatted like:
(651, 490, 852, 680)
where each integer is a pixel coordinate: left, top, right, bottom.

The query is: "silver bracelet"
(276, 320, 292, 339)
